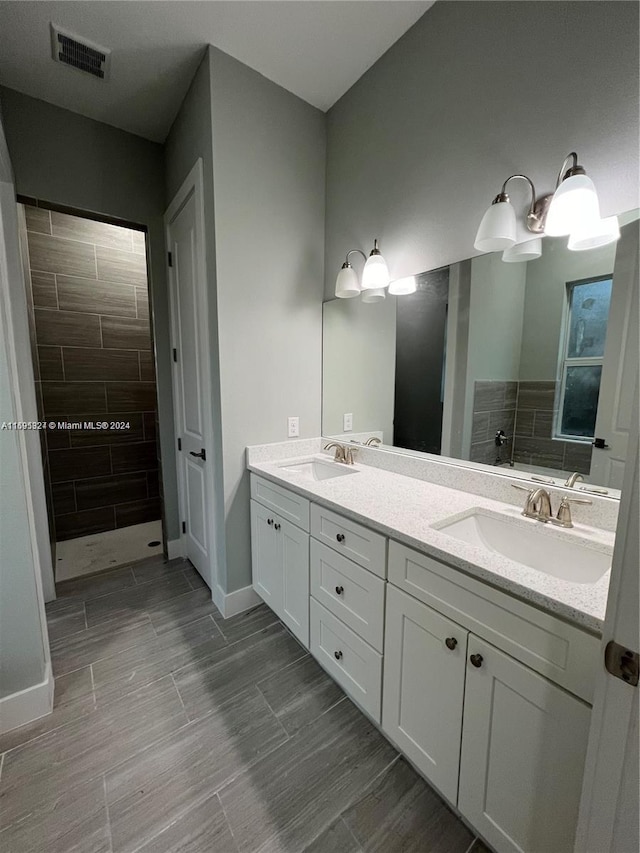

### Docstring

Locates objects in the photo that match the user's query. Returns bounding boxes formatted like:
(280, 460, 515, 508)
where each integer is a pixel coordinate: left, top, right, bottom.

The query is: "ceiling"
(0, 1, 433, 142)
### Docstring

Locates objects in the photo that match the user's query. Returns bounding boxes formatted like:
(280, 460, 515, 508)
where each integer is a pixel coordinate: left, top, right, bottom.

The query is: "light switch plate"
(343, 413, 353, 431)
(288, 416, 299, 438)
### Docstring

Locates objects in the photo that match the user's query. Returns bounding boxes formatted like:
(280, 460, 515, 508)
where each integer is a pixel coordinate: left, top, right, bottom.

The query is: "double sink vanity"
(247, 437, 616, 853)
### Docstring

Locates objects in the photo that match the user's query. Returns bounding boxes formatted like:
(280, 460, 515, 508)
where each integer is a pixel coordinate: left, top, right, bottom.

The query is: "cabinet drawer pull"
(470, 653, 484, 668)
(335, 585, 344, 595)
(334, 650, 343, 660)
(267, 518, 274, 526)
(336, 533, 345, 543)
(274, 523, 281, 531)
(445, 637, 457, 651)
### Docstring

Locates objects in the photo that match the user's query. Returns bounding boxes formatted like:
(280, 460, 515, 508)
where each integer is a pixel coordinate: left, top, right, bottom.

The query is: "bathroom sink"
(278, 458, 358, 481)
(434, 509, 611, 584)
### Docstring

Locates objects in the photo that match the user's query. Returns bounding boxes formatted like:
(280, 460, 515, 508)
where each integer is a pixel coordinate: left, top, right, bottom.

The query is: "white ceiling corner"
(0, 1, 434, 142)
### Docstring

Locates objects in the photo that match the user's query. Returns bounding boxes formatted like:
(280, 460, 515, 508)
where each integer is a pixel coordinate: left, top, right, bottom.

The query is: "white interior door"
(165, 160, 216, 589)
(575, 382, 639, 853)
(591, 220, 639, 488)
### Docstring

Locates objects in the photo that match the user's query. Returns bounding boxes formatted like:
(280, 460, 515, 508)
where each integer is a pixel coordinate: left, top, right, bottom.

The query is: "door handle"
(189, 448, 206, 460)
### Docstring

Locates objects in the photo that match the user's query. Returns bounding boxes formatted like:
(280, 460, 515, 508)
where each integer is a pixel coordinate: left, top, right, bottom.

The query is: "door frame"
(164, 158, 218, 592)
(575, 381, 639, 851)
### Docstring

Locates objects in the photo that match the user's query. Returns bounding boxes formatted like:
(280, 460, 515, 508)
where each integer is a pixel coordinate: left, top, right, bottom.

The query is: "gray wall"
(210, 46, 326, 592)
(324, 1, 640, 300)
(0, 87, 179, 541)
(164, 48, 227, 591)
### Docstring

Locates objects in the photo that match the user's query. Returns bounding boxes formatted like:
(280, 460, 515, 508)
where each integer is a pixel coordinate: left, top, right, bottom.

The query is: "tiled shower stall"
(21, 203, 162, 554)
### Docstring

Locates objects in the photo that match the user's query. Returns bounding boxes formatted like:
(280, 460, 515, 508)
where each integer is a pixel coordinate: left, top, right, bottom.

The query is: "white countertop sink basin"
(435, 508, 611, 584)
(278, 458, 359, 481)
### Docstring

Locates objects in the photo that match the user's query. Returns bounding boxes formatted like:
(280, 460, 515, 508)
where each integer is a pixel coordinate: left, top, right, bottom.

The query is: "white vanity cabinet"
(383, 542, 597, 853)
(250, 476, 310, 647)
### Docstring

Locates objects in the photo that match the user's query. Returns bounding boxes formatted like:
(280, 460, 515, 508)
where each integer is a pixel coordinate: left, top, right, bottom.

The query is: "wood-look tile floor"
(0, 555, 491, 853)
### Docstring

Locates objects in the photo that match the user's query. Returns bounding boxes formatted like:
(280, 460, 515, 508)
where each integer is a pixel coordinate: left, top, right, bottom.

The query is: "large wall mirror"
(322, 210, 639, 497)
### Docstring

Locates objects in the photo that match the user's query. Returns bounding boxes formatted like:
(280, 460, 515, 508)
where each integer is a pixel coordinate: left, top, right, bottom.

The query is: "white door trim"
(164, 159, 218, 591)
(575, 380, 639, 852)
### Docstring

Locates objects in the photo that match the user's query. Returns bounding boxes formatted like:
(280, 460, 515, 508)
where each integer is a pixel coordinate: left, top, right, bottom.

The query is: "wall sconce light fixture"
(335, 239, 390, 300)
(474, 152, 620, 263)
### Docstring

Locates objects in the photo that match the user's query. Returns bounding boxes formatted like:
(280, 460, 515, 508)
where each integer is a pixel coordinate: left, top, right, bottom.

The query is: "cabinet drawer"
(389, 541, 598, 703)
(310, 598, 382, 722)
(310, 504, 386, 577)
(310, 540, 385, 651)
(251, 474, 309, 531)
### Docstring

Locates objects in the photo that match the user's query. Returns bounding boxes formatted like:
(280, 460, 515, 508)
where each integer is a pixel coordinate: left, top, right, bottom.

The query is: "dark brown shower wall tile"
(76, 472, 148, 510)
(514, 409, 535, 437)
(35, 308, 102, 348)
(42, 381, 107, 415)
(135, 288, 149, 319)
(63, 348, 140, 382)
(51, 211, 133, 251)
(38, 346, 64, 380)
(27, 231, 97, 278)
(46, 423, 71, 449)
(96, 245, 147, 287)
(115, 497, 161, 528)
(489, 409, 516, 437)
(24, 205, 51, 234)
(471, 411, 490, 443)
(52, 481, 76, 515)
(564, 441, 593, 475)
(139, 351, 155, 381)
(55, 506, 116, 540)
(533, 411, 555, 438)
(143, 412, 157, 442)
(49, 445, 112, 483)
(470, 439, 500, 466)
(106, 382, 156, 413)
(101, 316, 151, 350)
(517, 381, 558, 411)
(147, 469, 160, 498)
(512, 436, 565, 470)
(504, 381, 518, 408)
(31, 271, 58, 308)
(57, 275, 137, 318)
(131, 230, 146, 255)
(474, 381, 507, 411)
(111, 441, 158, 474)
(69, 413, 145, 447)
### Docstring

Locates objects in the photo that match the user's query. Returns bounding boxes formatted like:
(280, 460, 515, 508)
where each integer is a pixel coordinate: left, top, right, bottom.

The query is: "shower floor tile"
(55, 520, 163, 581)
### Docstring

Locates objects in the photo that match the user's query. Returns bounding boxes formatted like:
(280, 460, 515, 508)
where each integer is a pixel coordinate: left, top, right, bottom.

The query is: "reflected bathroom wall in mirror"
(322, 210, 639, 496)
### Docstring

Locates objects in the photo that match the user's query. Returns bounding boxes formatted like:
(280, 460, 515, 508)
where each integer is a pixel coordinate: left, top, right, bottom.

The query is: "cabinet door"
(382, 585, 468, 804)
(250, 500, 281, 613)
(279, 517, 309, 648)
(458, 637, 592, 853)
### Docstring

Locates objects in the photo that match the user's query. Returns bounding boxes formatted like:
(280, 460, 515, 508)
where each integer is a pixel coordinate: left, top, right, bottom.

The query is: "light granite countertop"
(247, 451, 614, 634)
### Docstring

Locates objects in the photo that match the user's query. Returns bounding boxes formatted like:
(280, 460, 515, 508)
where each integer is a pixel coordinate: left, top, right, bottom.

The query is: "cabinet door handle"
(334, 650, 343, 660)
(274, 523, 281, 531)
(335, 585, 344, 595)
(336, 533, 345, 543)
(445, 637, 457, 650)
(267, 518, 274, 526)
(470, 653, 483, 668)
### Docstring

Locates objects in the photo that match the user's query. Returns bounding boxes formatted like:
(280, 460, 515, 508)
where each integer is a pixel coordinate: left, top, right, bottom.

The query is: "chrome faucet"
(512, 484, 552, 522)
(323, 442, 357, 465)
(564, 472, 584, 488)
(364, 437, 381, 447)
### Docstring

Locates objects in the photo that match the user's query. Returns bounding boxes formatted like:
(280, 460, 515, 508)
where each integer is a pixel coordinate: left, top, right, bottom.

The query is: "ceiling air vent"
(50, 23, 111, 80)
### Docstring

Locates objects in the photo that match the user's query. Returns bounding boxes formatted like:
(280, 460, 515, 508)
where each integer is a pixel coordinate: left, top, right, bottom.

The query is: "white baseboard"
(166, 538, 184, 560)
(0, 662, 54, 734)
(212, 583, 262, 619)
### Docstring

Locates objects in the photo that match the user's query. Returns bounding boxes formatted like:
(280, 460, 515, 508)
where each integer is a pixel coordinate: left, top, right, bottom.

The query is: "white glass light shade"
(545, 174, 600, 236)
(568, 216, 620, 251)
(388, 276, 417, 295)
(502, 237, 543, 263)
(335, 265, 361, 298)
(361, 253, 390, 290)
(474, 201, 517, 252)
(361, 287, 386, 303)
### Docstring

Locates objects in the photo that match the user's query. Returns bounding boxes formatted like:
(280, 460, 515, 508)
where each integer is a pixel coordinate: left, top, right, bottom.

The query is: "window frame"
(554, 273, 613, 443)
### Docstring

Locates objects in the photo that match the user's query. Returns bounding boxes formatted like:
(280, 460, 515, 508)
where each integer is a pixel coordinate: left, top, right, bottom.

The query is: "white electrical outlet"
(288, 416, 299, 438)
(343, 413, 353, 431)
